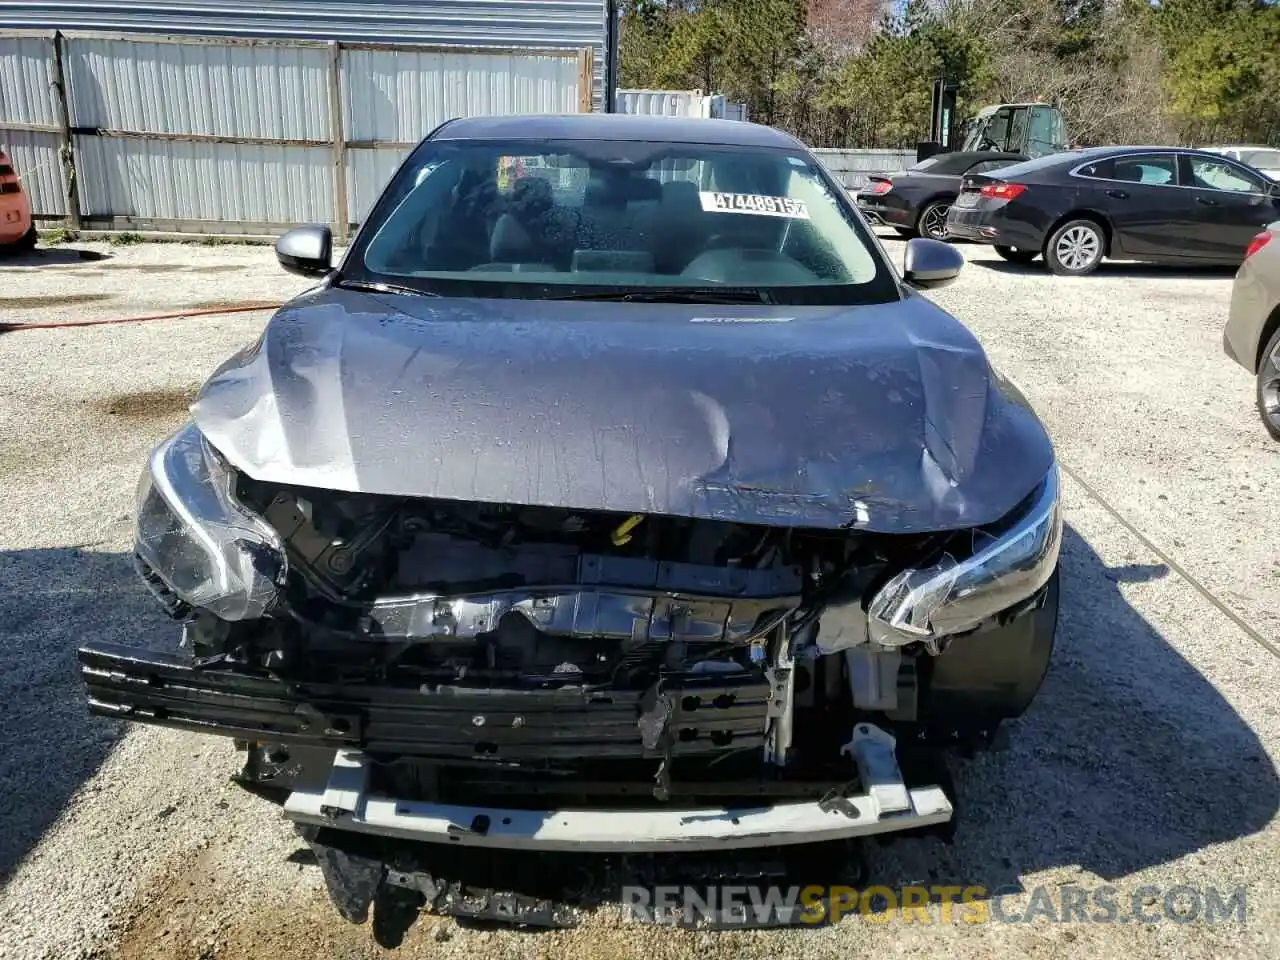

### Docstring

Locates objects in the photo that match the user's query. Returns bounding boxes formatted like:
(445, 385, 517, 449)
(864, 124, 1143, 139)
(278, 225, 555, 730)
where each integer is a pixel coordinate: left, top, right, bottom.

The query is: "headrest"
(510, 175, 553, 212)
(661, 179, 701, 206)
(585, 172, 661, 208)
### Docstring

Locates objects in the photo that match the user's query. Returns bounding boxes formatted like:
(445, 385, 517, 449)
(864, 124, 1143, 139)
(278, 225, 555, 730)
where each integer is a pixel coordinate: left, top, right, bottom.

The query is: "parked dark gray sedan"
(856, 150, 1029, 240)
(77, 114, 1061, 934)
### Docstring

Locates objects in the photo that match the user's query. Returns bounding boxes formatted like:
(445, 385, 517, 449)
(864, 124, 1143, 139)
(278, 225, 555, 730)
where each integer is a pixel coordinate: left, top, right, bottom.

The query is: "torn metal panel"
(191, 286, 1055, 534)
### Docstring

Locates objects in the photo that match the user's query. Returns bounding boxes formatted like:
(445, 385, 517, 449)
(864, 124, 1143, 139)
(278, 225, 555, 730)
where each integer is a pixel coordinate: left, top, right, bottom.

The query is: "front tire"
(994, 245, 1037, 264)
(1255, 326, 1280, 441)
(916, 200, 951, 242)
(1043, 219, 1105, 276)
(1, 226, 36, 255)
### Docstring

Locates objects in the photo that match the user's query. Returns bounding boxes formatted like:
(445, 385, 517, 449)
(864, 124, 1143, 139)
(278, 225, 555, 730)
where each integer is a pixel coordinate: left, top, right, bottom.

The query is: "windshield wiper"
(336, 279, 441, 298)
(546, 288, 775, 304)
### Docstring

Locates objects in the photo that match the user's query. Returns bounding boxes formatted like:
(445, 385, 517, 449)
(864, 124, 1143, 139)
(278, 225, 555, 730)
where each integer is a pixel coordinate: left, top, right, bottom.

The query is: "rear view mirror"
(276, 225, 333, 278)
(903, 237, 964, 289)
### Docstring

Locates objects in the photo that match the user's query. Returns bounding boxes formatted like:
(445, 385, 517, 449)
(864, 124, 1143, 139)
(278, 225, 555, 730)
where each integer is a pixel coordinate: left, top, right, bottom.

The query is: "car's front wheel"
(916, 200, 951, 242)
(1044, 219, 1105, 276)
(994, 245, 1037, 264)
(0, 226, 36, 255)
(1255, 326, 1280, 441)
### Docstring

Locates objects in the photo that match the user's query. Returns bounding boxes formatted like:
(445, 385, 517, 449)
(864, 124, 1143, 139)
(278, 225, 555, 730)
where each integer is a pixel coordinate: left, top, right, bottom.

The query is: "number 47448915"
(699, 191, 810, 219)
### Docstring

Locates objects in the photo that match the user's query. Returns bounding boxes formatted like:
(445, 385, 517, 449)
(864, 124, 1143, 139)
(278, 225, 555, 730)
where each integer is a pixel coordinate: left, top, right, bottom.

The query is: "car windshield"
(345, 137, 899, 305)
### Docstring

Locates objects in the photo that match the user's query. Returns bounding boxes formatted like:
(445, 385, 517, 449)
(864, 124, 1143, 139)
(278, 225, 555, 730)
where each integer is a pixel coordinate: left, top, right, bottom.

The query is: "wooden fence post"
(328, 41, 349, 243)
(579, 48, 594, 114)
(50, 31, 81, 233)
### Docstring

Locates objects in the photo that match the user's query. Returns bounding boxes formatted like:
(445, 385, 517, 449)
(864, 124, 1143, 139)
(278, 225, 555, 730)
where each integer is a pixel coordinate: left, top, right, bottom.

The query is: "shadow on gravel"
(971, 258, 1239, 280)
(1, 246, 110, 268)
(0, 546, 170, 882)
(869, 522, 1279, 896)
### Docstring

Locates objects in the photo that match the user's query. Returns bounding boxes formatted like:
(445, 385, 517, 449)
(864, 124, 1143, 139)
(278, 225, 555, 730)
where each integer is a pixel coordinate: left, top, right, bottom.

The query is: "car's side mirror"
(903, 237, 964, 289)
(276, 225, 333, 277)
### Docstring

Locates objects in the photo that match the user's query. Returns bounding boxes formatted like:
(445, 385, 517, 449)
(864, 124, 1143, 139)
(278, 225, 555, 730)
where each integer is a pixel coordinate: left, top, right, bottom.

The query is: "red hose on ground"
(0, 303, 283, 333)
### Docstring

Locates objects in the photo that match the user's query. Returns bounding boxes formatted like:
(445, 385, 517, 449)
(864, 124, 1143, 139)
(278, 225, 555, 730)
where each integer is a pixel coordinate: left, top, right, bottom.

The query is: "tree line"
(618, 0, 1280, 149)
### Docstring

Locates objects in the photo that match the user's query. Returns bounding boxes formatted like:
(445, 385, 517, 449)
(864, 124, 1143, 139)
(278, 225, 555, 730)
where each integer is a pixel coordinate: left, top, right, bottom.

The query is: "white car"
(1203, 145, 1280, 182)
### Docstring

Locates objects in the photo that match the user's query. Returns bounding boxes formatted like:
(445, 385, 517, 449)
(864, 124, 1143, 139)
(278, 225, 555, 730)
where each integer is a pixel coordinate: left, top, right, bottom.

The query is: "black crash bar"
(77, 642, 771, 762)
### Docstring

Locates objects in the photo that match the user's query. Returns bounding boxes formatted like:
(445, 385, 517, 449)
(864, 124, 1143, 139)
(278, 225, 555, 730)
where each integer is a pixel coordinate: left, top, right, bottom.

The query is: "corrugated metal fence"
(0, 30, 593, 237)
(616, 88, 748, 122)
(0, 0, 613, 109)
(811, 148, 916, 191)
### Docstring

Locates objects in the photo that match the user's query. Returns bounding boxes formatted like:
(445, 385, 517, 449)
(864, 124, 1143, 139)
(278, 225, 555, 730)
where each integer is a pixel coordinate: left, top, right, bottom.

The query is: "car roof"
(1075, 145, 1253, 159)
(431, 113, 803, 149)
(961, 150, 1027, 161)
(911, 150, 1025, 172)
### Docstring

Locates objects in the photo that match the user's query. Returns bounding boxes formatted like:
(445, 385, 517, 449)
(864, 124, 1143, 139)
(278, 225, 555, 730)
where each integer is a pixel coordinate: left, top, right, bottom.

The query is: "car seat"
(433, 167, 501, 269)
(651, 180, 708, 274)
(489, 176, 559, 264)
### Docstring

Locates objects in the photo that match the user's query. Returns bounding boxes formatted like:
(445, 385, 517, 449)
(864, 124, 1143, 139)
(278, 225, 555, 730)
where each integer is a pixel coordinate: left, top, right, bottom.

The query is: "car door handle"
(1105, 189, 1128, 199)
(1196, 196, 1219, 206)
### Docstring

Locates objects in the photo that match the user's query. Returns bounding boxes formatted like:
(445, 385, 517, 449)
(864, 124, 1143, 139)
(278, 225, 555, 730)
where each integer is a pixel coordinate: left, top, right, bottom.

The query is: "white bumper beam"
(282, 726, 953, 853)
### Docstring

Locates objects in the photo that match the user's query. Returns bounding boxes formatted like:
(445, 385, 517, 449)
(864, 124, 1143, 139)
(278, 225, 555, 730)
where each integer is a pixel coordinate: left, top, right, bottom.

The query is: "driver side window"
(1187, 156, 1264, 194)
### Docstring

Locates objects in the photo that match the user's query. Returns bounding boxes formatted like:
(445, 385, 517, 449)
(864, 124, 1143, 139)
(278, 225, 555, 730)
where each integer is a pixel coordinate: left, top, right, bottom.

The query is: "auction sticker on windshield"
(700, 192, 810, 219)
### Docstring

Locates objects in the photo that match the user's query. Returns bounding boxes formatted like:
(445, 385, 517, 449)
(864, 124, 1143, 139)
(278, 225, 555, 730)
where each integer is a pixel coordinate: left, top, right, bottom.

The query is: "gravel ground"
(0, 236, 1277, 960)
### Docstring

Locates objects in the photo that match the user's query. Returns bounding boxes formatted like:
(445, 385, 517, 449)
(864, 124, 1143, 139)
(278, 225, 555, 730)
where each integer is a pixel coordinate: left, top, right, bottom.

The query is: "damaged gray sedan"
(79, 114, 1060, 927)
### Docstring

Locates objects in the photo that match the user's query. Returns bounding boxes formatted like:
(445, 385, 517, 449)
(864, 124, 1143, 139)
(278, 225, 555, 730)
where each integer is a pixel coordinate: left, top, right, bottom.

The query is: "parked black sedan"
(856, 150, 1027, 241)
(946, 146, 1280, 275)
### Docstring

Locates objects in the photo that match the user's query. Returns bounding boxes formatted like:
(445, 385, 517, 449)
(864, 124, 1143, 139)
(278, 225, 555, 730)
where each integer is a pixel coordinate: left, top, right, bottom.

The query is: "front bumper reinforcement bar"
(77, 641, 771, 762)
(283, 747, 953, 852)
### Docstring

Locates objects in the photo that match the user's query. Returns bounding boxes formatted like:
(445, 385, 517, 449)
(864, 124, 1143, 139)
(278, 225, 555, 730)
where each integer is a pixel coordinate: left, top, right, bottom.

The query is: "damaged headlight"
(867, 464, 1062, 648)
(134, 422, 285, 620)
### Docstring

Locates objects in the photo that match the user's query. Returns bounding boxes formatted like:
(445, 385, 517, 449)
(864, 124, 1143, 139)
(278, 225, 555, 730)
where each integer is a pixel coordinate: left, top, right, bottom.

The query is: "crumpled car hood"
(192, 287, 1054, 533)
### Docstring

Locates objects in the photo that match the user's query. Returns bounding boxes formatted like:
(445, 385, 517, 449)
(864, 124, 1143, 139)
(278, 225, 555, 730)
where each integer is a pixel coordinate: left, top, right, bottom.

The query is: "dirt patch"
(110, 845, 705, 960)
(111, 849, 363, 960)
(187, 265, 248, 275)
(89, 264, 244, 274)
(191, 299, 281, 311)
(99, 264, 185, 274)
(95, 388, 198, 422)
(0, 293, 114, 308)
(111, 847, 454, 960)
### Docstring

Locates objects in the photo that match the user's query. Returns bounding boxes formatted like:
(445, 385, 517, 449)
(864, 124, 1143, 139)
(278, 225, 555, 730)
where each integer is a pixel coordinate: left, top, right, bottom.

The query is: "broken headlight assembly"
(134, 422, 285, 620)
(867, 464, 1061, 648)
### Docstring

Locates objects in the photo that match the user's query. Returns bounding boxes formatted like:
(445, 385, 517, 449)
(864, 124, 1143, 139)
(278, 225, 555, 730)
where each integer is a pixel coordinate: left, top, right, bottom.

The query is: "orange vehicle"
(0, 147, 36, 253)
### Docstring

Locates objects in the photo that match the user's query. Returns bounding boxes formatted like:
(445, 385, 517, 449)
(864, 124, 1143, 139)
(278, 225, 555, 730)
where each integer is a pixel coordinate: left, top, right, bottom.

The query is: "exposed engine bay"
(78, 453, 1057, 930)
(202, 481, 924, 794)
(91, 456, 1058, 811)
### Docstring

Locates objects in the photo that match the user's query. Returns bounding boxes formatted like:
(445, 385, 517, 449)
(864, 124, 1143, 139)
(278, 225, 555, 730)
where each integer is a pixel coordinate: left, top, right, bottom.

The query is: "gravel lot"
(0, 235, 1277, 960)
